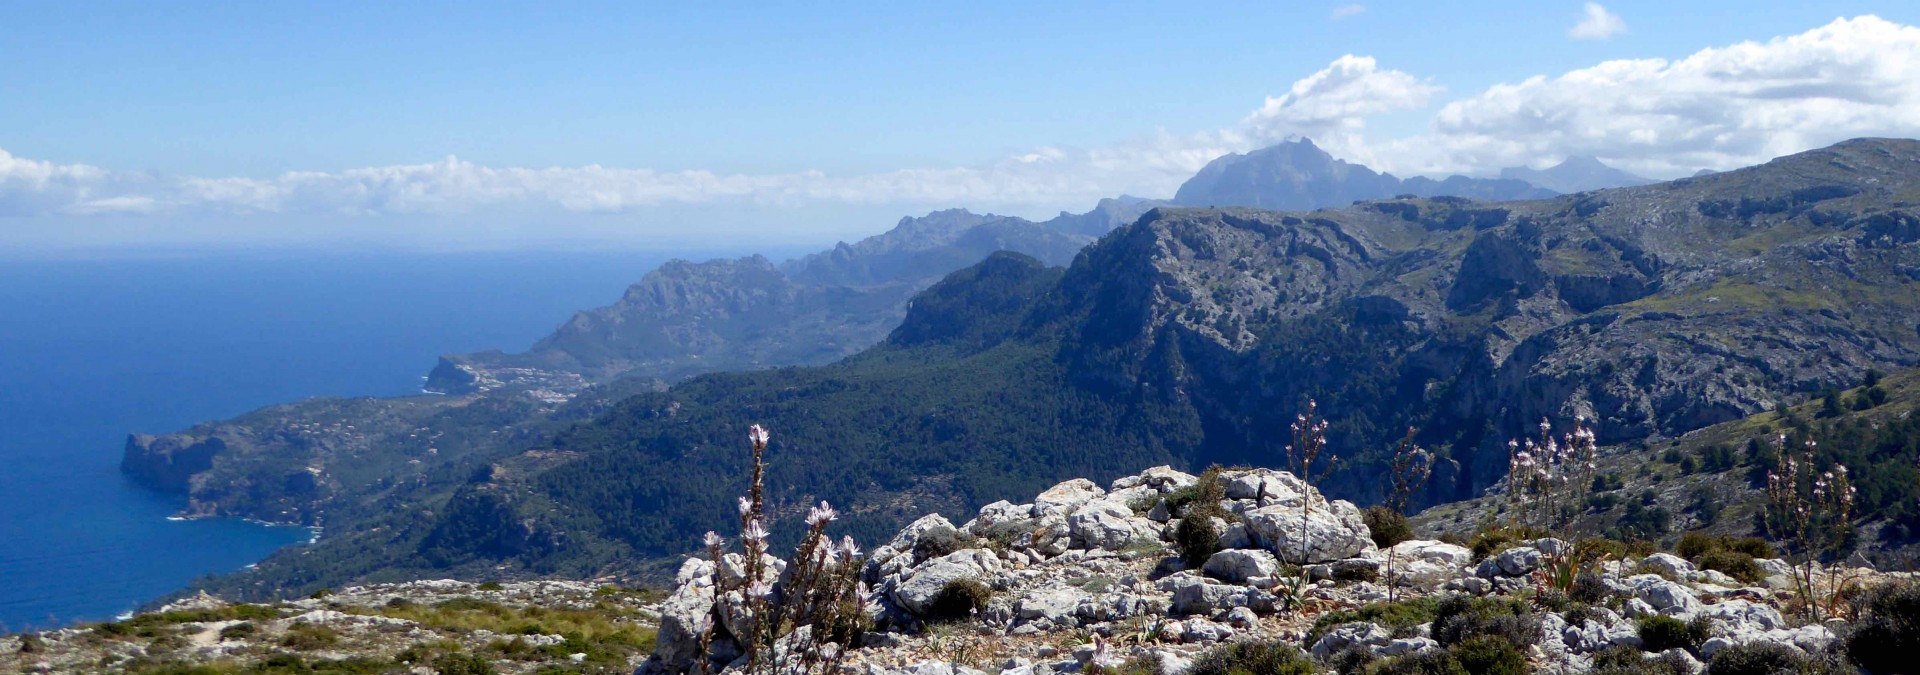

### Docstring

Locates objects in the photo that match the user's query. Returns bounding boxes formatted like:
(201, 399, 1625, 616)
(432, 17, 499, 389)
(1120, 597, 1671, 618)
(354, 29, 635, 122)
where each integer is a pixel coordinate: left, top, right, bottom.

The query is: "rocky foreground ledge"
(649, 466, 1909, 675)
(6, 466, 1907, 674)
(0, 580, 661, 674)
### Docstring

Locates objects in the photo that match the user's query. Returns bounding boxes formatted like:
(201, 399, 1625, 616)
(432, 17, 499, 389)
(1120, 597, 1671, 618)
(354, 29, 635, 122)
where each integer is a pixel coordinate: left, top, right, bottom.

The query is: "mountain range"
(117, 138, 1871, 599)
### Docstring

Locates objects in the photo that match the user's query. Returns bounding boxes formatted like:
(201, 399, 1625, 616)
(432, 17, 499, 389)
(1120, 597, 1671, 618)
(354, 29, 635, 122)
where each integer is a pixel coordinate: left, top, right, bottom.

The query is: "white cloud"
(1331, 4, 1366, 20)
(1411, 15, 1920, 176)
(1243, 55, 1441, 148)
(8, 14, 1920, 251)
(1569, 3, 1626, 40)
(0, 133, 1241, 225)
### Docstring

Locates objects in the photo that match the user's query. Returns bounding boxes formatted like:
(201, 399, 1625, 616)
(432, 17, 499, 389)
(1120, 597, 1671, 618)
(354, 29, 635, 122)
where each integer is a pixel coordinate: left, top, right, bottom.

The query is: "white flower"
(702, 531, 725, 548)
(818, 643, 841, 661)
(748, 424, 770, 448)
(806, 501, 838, 526)
(737, 496, 753, 516)
(839, 536, 862, 560)
(744, 519, 769, 543)
(749, 580, 774, 598)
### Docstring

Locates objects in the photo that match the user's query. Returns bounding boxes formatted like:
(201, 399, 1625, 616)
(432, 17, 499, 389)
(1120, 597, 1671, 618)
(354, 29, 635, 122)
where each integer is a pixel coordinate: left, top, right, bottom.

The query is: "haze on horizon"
(5, 1, 1920, 255)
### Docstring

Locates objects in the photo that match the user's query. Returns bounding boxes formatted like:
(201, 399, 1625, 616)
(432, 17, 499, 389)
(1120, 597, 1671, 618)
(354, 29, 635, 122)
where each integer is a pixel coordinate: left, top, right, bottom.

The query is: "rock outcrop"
(633, 465, 1900, 675)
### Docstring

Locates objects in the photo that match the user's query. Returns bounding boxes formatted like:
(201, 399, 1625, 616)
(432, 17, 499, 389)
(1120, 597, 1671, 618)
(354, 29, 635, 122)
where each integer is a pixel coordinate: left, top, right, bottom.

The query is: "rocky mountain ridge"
(156, 138, 1920, 600)
(122, 138, 1593, 536)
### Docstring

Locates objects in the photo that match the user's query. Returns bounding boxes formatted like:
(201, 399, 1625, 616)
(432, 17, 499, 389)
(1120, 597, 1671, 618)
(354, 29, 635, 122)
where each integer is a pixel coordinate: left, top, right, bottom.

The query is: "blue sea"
(0, 249, 743, 631)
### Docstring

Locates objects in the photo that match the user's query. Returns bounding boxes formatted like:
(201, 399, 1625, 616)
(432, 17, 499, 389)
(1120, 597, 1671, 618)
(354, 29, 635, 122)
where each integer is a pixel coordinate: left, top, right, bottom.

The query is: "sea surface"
(0, 249, 727, 631)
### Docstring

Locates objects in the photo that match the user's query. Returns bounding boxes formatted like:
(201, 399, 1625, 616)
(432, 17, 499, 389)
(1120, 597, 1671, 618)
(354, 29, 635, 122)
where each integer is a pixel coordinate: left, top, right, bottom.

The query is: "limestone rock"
(1202, 549, 1280, 585)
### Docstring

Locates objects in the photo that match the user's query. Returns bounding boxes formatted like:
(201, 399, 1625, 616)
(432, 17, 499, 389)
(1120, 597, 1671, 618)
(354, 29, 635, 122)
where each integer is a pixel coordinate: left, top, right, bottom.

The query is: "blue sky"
(4, 1, 1919, 254)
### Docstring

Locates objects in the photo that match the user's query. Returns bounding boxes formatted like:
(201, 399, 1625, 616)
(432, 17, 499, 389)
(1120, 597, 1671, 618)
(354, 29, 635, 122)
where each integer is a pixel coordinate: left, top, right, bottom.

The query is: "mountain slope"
(425, 202, 1154, 393)
(1499, 155, 1657, 193)
(1173, 138, 1557, 209)
(201, 138, 1920, 597)
(1415, 365, 1920, 564)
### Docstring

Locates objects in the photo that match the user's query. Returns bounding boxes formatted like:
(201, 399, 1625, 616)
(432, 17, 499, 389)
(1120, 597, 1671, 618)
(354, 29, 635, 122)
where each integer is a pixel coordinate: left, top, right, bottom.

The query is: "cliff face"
(1059, 139, 1920, 498)
(121, 434, 225, 493)
(424, 205, 1126, 395)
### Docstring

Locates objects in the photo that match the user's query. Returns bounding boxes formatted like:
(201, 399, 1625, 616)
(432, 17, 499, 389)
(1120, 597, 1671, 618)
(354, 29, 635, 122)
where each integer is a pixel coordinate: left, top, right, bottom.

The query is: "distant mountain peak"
(1499, 155, 1654, 193)
(1174, 140, 1553, 210)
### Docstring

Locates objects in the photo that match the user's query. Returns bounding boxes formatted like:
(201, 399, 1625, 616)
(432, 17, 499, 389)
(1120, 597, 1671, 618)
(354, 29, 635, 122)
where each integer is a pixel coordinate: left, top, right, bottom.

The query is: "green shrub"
(279, 622, 341, 650)
(1431, 595, 1539, 648)
(1635, 615, 1712, 654)
(1675, 533, 1770, 583)
(1591, 645, 1692, 675)
(1467, 527, 1528, 563)
(1845, 582, 1920, 674)
(476, 581, 504, 591)
(924, 578, 993, 621)
(1310, 597, 1441, 643)
(432, 652, 498, 675)
(1098, 654, 1166, 675)
(1175, 512, 1224, 568)
(17, 633, 43, 654)
(1360, 650, 1467, 675)
(1365, 506, 1415, 549)
(1186, 639, 1317, 675)
(911, 527, 978, 561)
(217, 622, 257, 641)
(1174, 469, 1230, 567)
(1725, 538, 1772, 559)
(1570, 572, 1612, 605)
(1696, 550, 1763, 583)
(1448, 635, 1529, 675)
(1703, 642, 1824, 675)
(1675, 532, 1717, 559)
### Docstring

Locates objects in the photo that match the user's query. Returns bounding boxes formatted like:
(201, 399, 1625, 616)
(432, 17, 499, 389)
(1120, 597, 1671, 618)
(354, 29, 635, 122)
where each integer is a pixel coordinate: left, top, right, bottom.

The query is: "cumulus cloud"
(1411, 15, 1920, 176)
(1243, 55, 1441, 148)
(1331, 4, 1366, 20)
(1569, 3, 1626, 40)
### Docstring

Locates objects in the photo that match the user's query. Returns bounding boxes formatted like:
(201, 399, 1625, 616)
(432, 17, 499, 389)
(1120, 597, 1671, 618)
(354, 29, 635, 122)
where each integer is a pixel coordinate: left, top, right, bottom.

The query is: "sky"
(4, 1, 1920, 255)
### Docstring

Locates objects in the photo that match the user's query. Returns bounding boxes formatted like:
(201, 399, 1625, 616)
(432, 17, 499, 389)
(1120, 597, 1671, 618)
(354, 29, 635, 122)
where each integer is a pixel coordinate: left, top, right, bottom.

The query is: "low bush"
(1186, 639, 1317, 675)
(924, 578, 993, 622)
(1703, 642, 1832, 675)
(217, 622, 257, 641)
(432, 652, 498, 675)
(1634, 615, 1713, 654)
(1358, 650, 1467, 675)
(1174, 514, 1223, 569)
(1448, 635, 1529, 675)
(911, 527, 979, 561)
(1309, 597, 1440, 642)
(1590, 645, 1692, 675)
(1675, 533, 1772, 583)
(1696, 550, 1763, 583)
(1365, 506, 1415, 549)
(1570, 571, 1612, 605)
(1845, 582, 1920, 674)
(1173, 469, 1230, 568)
(279, 622, 341, 650)
(1431, 595, 1539, 648)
